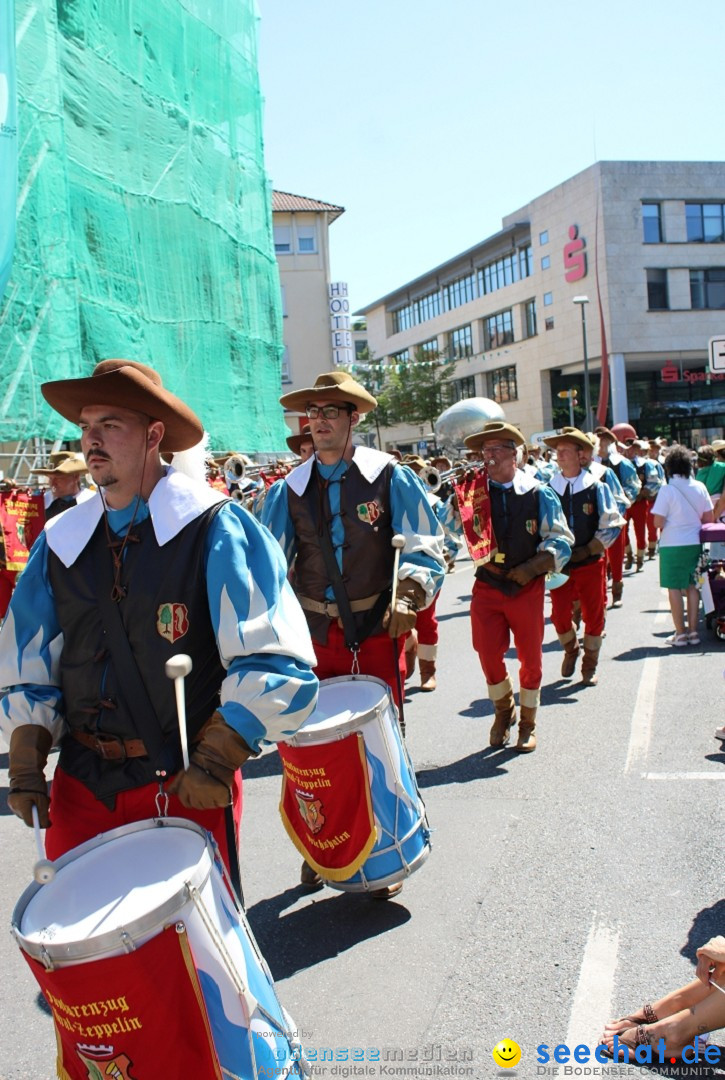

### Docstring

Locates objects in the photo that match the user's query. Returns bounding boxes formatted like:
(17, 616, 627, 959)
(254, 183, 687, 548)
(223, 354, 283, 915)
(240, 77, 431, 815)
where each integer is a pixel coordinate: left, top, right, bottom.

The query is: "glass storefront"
(550, 361, 725, 445)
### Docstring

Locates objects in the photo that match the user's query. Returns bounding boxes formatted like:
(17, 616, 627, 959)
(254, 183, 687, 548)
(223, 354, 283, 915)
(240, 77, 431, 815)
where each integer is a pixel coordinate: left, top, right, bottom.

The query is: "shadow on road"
(680, 897, 725, 965)
(243, 751, 283, 780)
(416, 745, 518, 788)
(246, 885, 410, 980)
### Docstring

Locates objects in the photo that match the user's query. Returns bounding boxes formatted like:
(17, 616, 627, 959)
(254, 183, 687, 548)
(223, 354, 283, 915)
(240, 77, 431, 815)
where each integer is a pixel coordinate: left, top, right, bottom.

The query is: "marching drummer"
(261, 370, 446, 896)
(545, 428, 625, 686)
(0, 360, 318, 884)
(464, 422, 573, 754)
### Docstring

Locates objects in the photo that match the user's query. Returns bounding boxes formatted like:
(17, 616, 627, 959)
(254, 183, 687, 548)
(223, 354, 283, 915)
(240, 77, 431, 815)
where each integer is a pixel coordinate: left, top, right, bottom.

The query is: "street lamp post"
(573, 295, 592, 431)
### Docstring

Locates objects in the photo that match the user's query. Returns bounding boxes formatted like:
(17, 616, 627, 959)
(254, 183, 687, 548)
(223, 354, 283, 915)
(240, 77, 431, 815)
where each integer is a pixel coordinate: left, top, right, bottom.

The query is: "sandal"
(715, 726, 725, 743)
(666, 633, 688, 647)
(687, 631, 700, 645)
(600, 1024, 652, 1060)
(603, 1002, 659, 1034)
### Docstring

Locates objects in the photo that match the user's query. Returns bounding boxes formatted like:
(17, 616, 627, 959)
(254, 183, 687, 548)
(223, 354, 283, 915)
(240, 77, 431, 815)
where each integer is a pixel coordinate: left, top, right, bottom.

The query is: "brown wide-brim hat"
(711, 439, 725, 452)
(542, 426, 593, 451)
(595, 426, 617, 443)
(41, 360, 204, 453)
(286, 425, 314, 454)
(279, 370, 377, 415)
(403, 455, 427, 471)
(465, 421, 525, 451)
(34, 452, 88, 477)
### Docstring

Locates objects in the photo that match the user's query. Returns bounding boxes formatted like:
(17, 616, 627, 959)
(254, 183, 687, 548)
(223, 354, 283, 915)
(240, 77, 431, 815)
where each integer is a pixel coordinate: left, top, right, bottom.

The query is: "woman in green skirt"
(652, 446, 713, 646)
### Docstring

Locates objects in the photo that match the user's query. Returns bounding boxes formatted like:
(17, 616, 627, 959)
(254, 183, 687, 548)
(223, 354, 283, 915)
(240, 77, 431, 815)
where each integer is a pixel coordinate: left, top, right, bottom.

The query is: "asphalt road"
(1, 552, 723, 1079)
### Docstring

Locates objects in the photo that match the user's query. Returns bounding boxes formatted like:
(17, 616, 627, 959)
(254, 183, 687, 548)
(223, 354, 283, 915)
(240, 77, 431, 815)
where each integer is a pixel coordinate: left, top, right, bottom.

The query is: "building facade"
(358, 161, 725, 450)
(272, 190, 346, 435)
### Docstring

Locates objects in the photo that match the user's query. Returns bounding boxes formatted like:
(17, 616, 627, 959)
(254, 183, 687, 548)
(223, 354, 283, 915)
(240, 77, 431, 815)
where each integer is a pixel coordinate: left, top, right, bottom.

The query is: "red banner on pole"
(0, 490, 45, 571)
(278, 733, 376, 881)
(23, 926, 223, 1080)
(453, 469, 496, 568)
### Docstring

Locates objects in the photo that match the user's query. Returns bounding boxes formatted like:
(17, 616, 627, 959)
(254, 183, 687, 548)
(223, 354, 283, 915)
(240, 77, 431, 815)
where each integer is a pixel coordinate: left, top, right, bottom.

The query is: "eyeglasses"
(305, 404, 351, 420)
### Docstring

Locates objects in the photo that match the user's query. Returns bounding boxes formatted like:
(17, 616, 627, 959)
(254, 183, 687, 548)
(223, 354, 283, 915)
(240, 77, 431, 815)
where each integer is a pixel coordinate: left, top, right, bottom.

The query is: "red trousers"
(45, 766, 243, 876)
(625, 500, 648, 551)
(416, 593, 439, 656)
(645, 500, 659, 544)
(550, 558, 607, 637)
(313, 621, 405, 707)
(470, 576, 545, 690)
(606, 526, 626, 583)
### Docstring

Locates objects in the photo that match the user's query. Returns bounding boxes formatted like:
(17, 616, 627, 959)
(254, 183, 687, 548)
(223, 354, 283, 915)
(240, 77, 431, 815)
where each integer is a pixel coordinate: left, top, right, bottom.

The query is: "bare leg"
(604, 978, 709, 1033)
(668, 588, 686, 636)
(686, 585, 700, 634)
(602, 986, 725, 1058)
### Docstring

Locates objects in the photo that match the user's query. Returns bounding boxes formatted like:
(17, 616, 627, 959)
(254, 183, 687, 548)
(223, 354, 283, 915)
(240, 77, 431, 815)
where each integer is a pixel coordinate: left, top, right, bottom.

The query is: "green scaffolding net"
(0, 0, 287, 452)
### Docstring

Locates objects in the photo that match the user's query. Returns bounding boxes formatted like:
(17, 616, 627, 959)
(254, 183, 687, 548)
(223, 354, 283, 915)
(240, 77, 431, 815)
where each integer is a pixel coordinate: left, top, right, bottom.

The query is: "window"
(525, 299, 537, 338)
(390, 289, 441, 333)
(543, 292, 553, 306)
(541, 255, 550, 270)
(484, 309, 514, 350)
(449, 324, 473, 359)
(418, 338, 439, 358)
(477, 246, 533, 297)
(686, 203, 725, 243)
(296, 225, 317, 253)
(274, 226, 291, 254)
(488, 365, 518, 403)
(642, 203, 662, 243)
(539, 230, 549, 245)
(647, 269, 669, 310)
(390, 348, 410, 366)
(442, 272, 477, 312)
(280, 346, 291, 383)
(450, 375, 476, 402)
(545, 317, 554, 330)
(690, 268, 725, 309)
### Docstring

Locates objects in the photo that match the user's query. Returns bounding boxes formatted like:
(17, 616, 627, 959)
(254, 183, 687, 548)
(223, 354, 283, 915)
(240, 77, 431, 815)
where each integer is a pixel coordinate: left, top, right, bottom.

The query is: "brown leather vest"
(48, 506, 225, 802)
(287, 460, 395, 644)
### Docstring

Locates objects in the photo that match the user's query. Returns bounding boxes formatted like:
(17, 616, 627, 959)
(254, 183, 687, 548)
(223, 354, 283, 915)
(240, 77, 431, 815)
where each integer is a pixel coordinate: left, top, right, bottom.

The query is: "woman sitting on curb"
(600, 936, 725, 1059)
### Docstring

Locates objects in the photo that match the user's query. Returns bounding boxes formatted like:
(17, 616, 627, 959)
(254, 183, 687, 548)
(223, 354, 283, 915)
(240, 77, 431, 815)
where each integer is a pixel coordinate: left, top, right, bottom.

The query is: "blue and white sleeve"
(0, 534, 66, 745)
(390, 466, 446, 604)
(205, 502, 318, 752)
(537, 486, 574, 572)
(260, 477, 297, 567)
(594, 482, 627, 548)
(642, 461, 662, 499)
(602, 466, 629, 511)
(618, 459, 641, 504)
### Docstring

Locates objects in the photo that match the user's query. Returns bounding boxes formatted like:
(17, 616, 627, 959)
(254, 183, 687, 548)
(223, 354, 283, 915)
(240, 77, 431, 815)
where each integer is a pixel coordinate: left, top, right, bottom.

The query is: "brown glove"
(568, 537, 605, 564)
(383, 578, 427, 639)
(506, 549, 555, 587)
(167, 712, 253, 810)
(8, 725, 53, 828)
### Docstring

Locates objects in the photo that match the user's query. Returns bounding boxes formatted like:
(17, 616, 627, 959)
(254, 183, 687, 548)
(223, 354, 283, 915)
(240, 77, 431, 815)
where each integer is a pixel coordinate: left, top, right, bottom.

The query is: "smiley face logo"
(492, 1039, 521, 1068)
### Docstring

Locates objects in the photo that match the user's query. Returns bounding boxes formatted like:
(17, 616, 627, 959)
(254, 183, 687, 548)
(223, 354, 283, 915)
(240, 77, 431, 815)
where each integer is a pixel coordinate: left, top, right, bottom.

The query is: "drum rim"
(283, 674, 395, 746)
(12, 817, 214, 965)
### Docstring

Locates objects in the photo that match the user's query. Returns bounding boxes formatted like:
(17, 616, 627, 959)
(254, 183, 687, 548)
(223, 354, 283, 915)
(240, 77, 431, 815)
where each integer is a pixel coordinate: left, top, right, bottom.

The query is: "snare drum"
(279, 676, 431, 892)
(12, 818, 309, 1079)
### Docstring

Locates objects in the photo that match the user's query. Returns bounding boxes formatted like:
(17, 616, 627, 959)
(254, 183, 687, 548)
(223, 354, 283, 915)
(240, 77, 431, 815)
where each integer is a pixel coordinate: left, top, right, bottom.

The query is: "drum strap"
(308, 472, 391, 652)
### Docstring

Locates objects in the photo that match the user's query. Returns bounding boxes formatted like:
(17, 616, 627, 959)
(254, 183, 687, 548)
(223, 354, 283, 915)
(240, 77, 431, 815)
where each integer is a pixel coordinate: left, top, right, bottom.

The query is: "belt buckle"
(95, 733, 126, 762)
(323, 599, 337, 618)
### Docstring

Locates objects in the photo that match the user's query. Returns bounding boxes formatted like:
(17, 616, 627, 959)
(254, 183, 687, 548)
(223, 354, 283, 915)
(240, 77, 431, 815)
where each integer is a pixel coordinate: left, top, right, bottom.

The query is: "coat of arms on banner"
(76, 1045, 137, 1080)
(356, 500, 382, 525)
(156, 603, 189, 642)
(525, 518, 538, 535)
(296, 790, 325, 834)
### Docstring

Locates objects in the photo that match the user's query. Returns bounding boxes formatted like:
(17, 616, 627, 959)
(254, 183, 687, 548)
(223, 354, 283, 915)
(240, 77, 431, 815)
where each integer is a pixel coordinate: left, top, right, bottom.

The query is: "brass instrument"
(420, 464, 476, 494)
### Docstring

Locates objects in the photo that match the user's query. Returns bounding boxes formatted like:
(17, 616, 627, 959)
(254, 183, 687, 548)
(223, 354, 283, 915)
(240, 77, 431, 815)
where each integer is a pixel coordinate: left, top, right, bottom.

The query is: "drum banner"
(0, 490, 45, 571)
(24, 925, 224, 1080)
(453, 468, 497, 567)
(278, 733, 377, 881)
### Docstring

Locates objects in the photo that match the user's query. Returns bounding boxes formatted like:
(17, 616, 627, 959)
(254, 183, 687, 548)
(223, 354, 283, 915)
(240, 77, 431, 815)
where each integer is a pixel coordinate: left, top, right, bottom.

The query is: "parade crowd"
(1, 360, 724, 1072)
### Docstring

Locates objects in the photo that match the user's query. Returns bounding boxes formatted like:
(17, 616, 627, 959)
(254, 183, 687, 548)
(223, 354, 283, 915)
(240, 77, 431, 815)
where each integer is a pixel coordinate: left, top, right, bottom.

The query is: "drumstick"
(390, 533, 406, 610)
(31, 804, 55, 885)
(165, 653, 193, 770)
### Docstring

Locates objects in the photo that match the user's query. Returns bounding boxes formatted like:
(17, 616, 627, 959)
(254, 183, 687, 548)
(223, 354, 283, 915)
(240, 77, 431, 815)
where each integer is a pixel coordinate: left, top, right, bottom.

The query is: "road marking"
(565, 915, 620, 1049)
(643, 772, 725, 781)
(624, 654, 659, 773)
